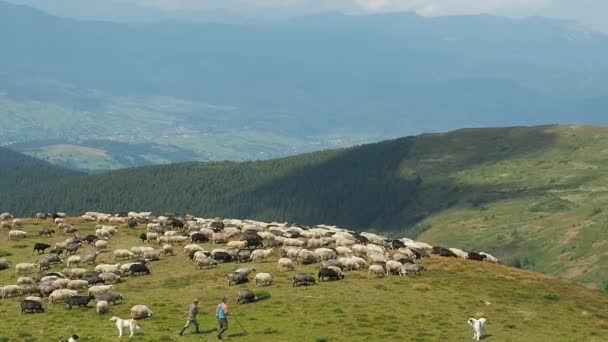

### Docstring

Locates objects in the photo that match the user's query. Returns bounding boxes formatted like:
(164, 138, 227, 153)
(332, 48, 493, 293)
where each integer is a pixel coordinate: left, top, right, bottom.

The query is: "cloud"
(120, 0, 552, 16)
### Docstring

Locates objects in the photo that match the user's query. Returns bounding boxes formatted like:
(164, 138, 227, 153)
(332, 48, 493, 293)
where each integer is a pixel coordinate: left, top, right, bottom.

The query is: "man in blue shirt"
(216, 297, 229, 340)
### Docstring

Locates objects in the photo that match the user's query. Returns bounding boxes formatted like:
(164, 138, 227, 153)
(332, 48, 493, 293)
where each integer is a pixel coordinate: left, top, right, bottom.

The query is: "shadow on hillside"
(233, 126, 576, 232)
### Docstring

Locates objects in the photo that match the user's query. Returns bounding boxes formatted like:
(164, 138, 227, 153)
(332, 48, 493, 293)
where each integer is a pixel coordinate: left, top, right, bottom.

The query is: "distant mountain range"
(1, 1, 608, 170)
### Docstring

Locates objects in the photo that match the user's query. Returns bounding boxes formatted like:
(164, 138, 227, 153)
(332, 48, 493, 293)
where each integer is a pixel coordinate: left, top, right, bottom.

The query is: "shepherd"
(216, 296, 230, 340)
(179, 299, 201, 336)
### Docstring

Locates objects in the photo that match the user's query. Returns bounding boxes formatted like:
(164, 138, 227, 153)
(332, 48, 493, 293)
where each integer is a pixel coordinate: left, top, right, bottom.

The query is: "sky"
(5, 0, 608, 32)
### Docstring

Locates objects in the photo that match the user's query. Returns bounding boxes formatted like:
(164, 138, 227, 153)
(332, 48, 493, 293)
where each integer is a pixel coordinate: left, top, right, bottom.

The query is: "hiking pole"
(232, 314, 248, 335)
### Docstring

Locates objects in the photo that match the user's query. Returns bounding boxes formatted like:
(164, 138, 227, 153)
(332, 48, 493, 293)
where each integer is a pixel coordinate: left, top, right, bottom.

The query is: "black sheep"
(21, 300, 45, 314)
(213, 251, 233, 263)
(129, 263, 151, 277)
(318, 268, 340, 281)
(67, 295, 93, 309)
(33, 243, 51, 254)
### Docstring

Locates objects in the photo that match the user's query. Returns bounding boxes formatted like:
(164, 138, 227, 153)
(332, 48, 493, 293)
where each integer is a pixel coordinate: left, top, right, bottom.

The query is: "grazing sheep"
(21, 299, 45, 313)
(236, 289, 258, 304)
(0, 212, 13, 220)
(53, 278, 70, 288)
(95, 264, 121, 275)
(314, 248, 337, 262)
(432, 246, 457, 258)
(16, 263, 37, 274)
(293, 273, 316, 287)
(17, 277, 35, 286)
(96, 228, 111, 240)
(82, 252, 99, 264)
(227, 240, 248, 250)
(298, 249, 316, 265)
(129, 263, 151, 277)
(368, 264, 385, 279)
(89, 285, 114, 296)
(385, 260, 407, 276)
(113, 249, 134, 260)
(277, 258, 294, 272)
(33, 242, 51, 254)
(12, 219, 23, 228)
(479, 252, 499, 263)
(67, 295, 94, 309)
(67, 280, 89, 291)
(0, 258, 9, 271)
(1, 221, 10, 229)
(1, 285, 21, 299)
(99, 272, 121, 284)
(39, 284, 60, 296)
(111, 316, 141, 337)
(227, 271, 248, 286)
(38, 228, 55, 237)
(254, 272, 273, 286)
(9, 230, 27, 240)
(194, 255, 218, 269)
(234, 267, 256, 277)
(183, 244, 203, 254)
(48, 289, 77, 304)
(68, 268, 87, 279)
(449, 248, 469, 259)
(130, 304, 153, 319)
(326, 266, 346, 279)
(96, 292, 124, 305)
(143, 249, 162, 261)
(467, 318, 487, 341)
(96, 300, 110, 315)
(249, 249, 273, 263)
(161, 244, 175, 256)
(54, 218, 64, 225)
(404, 263, 426, 276)
(95, 240, 109, 251)
(66, 256, 81, 268)
(318, 268, 341, 281)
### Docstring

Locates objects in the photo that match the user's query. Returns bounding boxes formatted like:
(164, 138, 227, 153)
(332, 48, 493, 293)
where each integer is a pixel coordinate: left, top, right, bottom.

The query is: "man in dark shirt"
(179, 299, 200, 336)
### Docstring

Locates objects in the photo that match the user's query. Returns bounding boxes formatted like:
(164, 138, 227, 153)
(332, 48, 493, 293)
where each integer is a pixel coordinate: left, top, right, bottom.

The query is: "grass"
(1, 218, 608, 341)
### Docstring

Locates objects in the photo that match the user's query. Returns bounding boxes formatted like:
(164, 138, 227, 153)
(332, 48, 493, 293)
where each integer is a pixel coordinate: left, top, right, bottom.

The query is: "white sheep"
(227, 240, 248, 250)
(130, 304, 153, 319)
(449, 248, 469, 259)
(254, 272, 273, 286)
(183, 244, 203, 254)
(1, 285, 21, 299)
(143, 249, 162, 261)
(335, 246, 353, 257)
(48, 289, 77, 304)
(67, 279, 89, 290)
(479, 252, 499, 263)
(314, 248, 336, 261)
(277, 258, 295, 272)
(194, 255, 217, 269)
(17, 277, 35, 286)
(12, 218, 23, 228)
(69, 268, 87, 279)
(96, 300, 110, 315)
(161, 244, 175, 256)
(95, 240, 109, 251)
(8, 230, 27, 240)
(113, 249, 134, 260)
(95, 263, 122, 275)
(327, 266, 346, 279)
(54, 218, 64, 224)
(298, 249, 316, 264)
(249, 249, 273, 263)
(53, 278, 70, 288)
(66, 255, 81, 268)
(99, 272, 121, 284)
(15, 263, 37, 274)
(89, 285, 114, 296)
(386, 260, 407, 276)
(368, 264, 385, 279)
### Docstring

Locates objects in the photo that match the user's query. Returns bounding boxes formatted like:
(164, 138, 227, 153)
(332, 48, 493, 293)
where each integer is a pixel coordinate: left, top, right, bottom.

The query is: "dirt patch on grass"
(412, 283, 432, 291)
(563, 255, 600, 279)
(560, 220, 595, 245)
(592, 240, 608, 249)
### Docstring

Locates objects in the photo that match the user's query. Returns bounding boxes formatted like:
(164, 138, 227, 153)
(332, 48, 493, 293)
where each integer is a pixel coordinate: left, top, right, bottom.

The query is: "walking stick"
(232, 314, 248, 335)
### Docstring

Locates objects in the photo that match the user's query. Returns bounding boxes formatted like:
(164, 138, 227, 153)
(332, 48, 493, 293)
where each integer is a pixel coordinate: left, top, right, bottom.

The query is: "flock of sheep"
(0, 210, 499, 337)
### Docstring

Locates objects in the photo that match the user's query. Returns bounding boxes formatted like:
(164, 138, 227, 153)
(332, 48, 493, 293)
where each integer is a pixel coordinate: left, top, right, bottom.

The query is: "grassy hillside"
(0, 146, 81, 193)
(1, 218, 608, 341)
(5, 125, 608, 287)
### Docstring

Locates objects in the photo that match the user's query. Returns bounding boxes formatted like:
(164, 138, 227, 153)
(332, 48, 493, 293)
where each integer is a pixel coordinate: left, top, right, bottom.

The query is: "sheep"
(96, 292, 124, 305)
(227, 271, 248, 286)
(403, 263, 426, 276)
(385, 260, 407, 276)
(143, 249, 162, 261)
(212, 232, 228, 244)
(82, 252, 99, 264)
(113, 249, 134, 260)
(168, 235, 188, 245)
(67, 295, 94, 309)
(48, 289, 77, 304)
(24, 296, 44, 305)
(335, 246, 353, 257)
(283, 238, 305, 248)
(129, 263, 151, 277)
(66, 256, 81, 268)
(254, 272, 273, 286)
(17, 277, 35, 286)
(479, 252, 499, 263)
(53, 278, 70, 288)
(227, 240, 248, 250)
(249, 249, 273, 263)
(38, 228, 55, 237)
(314, 248, 337, 262)
(1, 221, 10, 229)
(89, 285, 114, 297)
(183, 244, 203, 254)
(281, 247, 302, 259)
(12, 218, 23, 228)
(0, 258, 9, 271)
(194, 255, 218, 269)
(449, 248, 469, 259)
(16, 263, 37, 274)
(95, 240, 109, 251)
(96, 228, 111, 240)
(1, 285, 21, 299)
(39, 284, 60, 296)
(318, 267, 341, 281)
(9, 230, 27, 240)
(21, 299, 45, 313)
(298, 249, 316, 265)
(0, 212, 13, 220)
(99, 272, 121, 284)
(351, 244, 368, 257)
(96, 300, 110, 315)
(293, 273, 316, 287)
(236, 289, 258, 304)
(146, 232, 158, 243)
(326, 266, 346, 279)
(68, 268, 87, 279)
(95, 264, 122, 275)
(67, 280, 89, 291)
(277, 258, 295, 272)
(368, 264, 385, 279)
(130, 304, 153, 320)
(54, 218, 64, 225)
(161, 244, 175, 256)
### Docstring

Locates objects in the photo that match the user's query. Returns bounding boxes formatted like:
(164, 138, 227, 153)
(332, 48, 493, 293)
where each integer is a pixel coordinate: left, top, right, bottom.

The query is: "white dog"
(467, 317, 487, 341)
(110, 316, 141, 337)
